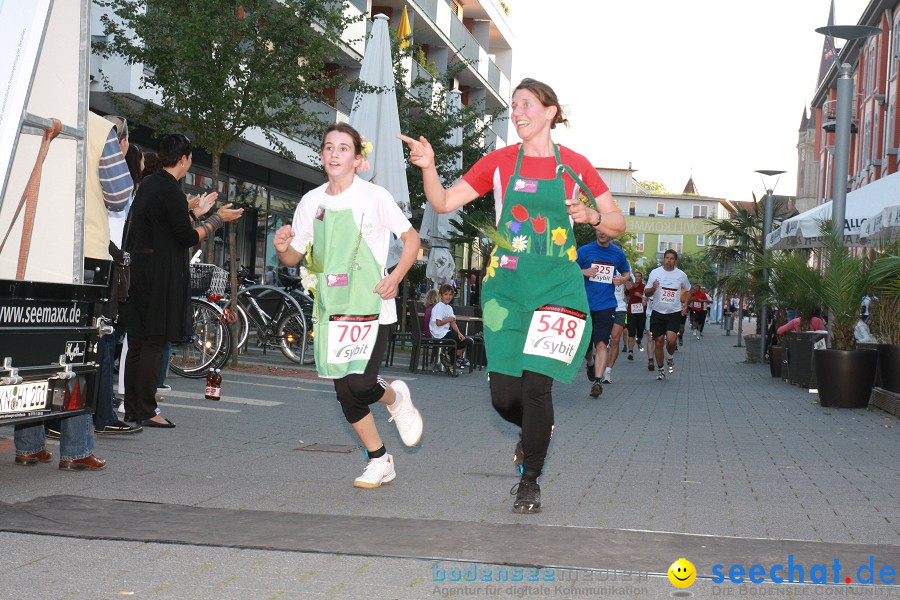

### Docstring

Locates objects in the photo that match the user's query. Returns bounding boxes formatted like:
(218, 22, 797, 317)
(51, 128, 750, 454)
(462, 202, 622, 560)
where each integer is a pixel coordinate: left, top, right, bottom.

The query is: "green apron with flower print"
(481, 145, 594, 384)
(312, 207, 383, 379)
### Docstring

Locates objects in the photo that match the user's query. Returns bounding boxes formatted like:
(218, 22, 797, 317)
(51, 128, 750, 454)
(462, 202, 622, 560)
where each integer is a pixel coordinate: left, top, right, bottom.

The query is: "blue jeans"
(94, 327, 121, 428)
(15, 413, 94, 461)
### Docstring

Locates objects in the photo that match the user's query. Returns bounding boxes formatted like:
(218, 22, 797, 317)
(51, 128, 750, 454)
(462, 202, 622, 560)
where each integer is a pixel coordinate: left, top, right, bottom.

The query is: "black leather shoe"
(95, 420, 143, 435)
(136, 417, 175, 428)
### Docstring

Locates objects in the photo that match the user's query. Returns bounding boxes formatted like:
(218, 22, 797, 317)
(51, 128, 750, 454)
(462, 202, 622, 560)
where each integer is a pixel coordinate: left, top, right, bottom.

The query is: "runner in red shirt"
(687, 284, 712, 338)
(624, 271, 646, 360)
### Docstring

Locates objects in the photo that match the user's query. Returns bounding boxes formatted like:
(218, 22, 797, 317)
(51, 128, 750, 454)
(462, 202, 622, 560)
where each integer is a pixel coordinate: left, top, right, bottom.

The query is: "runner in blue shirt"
(576, 231, 630, 397)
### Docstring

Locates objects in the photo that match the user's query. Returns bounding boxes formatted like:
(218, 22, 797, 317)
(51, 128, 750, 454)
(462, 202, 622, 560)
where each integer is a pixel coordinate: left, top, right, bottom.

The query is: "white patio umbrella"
(422, 90, 463, 283)
(858, 202, 900, 244)
(766, 171, 900, 249)
(349, 13, 411, 266)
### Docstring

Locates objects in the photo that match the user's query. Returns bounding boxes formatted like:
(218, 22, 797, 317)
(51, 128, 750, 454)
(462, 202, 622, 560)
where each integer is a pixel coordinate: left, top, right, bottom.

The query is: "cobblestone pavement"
(1, 319, 897, 598)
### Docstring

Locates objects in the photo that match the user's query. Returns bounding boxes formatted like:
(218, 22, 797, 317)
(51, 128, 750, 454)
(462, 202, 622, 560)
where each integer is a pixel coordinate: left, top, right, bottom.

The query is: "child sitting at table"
(429, 284, 472, 369)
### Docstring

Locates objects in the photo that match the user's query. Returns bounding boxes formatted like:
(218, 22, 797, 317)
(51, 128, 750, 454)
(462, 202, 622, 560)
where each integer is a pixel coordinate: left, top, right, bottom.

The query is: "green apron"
(312, 207, 383, 379)
(481, 145, 593, 384)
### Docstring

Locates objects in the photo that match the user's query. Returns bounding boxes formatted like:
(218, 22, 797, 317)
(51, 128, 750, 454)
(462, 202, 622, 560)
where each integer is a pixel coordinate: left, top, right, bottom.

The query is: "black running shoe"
(678, 334, 683, 347)
(586, 363, 595, 382)
(627, 352, 634, 360)
(590, 380, 603, 398)
(511, 479, 542, 514)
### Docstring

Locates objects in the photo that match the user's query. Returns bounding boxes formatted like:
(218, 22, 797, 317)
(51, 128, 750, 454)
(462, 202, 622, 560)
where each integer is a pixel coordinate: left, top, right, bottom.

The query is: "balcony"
(409, 0, 508, 103)
(822, 97, 860, 133)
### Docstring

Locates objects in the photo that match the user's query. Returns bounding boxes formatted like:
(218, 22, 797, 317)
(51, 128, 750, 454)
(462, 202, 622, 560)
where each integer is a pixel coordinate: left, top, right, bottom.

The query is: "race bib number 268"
(327, 314, 379, 364)
(523, 305, 587, 365)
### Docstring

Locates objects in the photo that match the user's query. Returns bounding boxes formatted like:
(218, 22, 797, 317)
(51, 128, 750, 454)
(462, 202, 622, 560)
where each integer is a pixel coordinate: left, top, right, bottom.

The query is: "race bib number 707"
(523, 305, 587, 365)
(327, 314, 379, 364)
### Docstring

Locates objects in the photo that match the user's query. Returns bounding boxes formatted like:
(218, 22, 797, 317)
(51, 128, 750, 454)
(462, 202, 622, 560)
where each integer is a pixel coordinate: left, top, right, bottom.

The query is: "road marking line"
(161, 390, 283, 406)
(161, 402, 240, 413)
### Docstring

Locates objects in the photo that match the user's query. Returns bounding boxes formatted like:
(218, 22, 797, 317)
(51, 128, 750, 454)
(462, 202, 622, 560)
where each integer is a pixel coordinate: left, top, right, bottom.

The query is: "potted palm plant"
(768, 228, 887, 407)
(760, 251, 822, 387)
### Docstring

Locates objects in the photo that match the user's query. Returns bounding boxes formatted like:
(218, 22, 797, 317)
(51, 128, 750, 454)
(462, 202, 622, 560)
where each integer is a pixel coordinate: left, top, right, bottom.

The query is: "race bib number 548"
(327, 314, 379, 364)
(523, 305, 587, 365)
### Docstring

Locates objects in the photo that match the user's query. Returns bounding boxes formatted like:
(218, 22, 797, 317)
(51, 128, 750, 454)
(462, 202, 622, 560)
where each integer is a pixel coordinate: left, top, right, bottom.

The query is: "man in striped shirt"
(84, 111, 133, 260)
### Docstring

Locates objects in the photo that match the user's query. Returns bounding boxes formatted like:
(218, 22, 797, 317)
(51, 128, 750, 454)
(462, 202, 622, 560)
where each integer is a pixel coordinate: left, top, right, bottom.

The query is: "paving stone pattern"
(0, 319, 897, 598)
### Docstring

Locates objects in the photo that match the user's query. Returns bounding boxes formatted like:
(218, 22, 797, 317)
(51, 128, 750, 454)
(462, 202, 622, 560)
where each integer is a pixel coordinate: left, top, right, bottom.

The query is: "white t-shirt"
(289, 176, 412, 324)
(430, 302, 455, 338)
(614, 271, 634, 312)
(109, 193, 134, 248)
(645, 266, 691, 315)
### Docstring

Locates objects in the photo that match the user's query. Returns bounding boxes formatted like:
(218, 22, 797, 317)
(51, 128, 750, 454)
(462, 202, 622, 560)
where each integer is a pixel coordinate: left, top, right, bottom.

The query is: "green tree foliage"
(94, 0, 360, 187)
(637, 180, 668, 195)
(93, 0, 361, 365)
(390, 34, 507, 273)
(676, 253, 717, 289)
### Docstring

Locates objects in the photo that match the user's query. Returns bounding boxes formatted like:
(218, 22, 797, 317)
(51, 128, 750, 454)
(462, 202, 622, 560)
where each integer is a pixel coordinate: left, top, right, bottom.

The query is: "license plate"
(0, 381, 49, 414)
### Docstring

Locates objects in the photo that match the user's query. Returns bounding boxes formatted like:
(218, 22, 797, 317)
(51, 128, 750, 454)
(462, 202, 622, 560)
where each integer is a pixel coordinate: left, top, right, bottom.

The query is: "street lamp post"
(815, 24, 881, 242)
(755, 170, 785, 364)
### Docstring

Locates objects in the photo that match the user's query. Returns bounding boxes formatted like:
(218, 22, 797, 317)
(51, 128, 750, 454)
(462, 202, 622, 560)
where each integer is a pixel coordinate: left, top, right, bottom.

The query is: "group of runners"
(275, 77, 719, 516)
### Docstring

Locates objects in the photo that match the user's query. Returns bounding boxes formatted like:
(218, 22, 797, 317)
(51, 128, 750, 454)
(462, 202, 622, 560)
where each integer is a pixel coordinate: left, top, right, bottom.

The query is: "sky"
(507, 0, 871, 202)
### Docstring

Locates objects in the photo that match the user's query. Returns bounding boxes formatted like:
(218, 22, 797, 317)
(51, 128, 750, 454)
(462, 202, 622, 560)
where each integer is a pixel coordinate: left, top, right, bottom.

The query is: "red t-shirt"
(626, 283, 646, 315)
(462, 144, 609, 223)
(690, 292, 711, 311)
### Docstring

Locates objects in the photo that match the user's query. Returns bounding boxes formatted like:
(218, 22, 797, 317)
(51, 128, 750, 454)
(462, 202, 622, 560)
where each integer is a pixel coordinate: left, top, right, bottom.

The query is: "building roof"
(682, 176, 699, 195)
(721, 196, 799, 219)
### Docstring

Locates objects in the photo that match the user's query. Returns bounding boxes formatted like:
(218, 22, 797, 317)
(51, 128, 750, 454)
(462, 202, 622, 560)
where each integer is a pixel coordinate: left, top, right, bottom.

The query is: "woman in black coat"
(124, 134, 243, 427)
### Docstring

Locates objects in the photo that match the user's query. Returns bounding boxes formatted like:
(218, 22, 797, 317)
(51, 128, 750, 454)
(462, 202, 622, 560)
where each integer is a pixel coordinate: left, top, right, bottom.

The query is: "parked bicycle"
(224, 266, 315, 365)
(168, 264, 232, 378)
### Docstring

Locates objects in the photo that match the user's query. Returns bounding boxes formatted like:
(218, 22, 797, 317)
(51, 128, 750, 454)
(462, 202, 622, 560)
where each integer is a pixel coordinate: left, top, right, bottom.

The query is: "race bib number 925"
(523, 305, 587, 364)
(327, 314, 379, 364)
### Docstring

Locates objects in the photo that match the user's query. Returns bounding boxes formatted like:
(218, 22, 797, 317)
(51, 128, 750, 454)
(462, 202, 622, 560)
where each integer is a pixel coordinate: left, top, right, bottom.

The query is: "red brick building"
(808, 0, 900, 206)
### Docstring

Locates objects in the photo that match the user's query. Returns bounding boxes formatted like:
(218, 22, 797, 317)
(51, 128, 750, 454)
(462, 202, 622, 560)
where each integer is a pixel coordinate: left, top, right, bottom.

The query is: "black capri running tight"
(626, 313, 646, 341)
(333, 325, 390, 424)
(489, 370, 554, 478)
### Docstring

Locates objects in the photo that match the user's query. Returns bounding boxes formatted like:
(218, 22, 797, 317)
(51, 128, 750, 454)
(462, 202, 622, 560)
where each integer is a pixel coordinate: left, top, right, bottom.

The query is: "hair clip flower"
(357, 135, 373, 173)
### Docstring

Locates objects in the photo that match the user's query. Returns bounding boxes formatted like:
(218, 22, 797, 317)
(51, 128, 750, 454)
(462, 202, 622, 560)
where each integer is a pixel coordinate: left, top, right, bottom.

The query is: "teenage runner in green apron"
(273, 123, 423, 491)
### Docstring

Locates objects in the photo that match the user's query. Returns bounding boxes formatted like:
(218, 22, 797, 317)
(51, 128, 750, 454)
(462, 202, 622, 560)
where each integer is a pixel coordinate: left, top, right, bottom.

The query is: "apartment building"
(89, 0, 514, 275)
(598, 167, 726, 269)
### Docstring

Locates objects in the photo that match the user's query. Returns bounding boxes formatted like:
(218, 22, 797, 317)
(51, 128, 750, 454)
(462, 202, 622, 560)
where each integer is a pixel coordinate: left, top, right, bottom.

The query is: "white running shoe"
(657, 369, 666, 381)
(353, 454, 396, 488)
(387, 380, 423, 447)
(667, 358, 675, 373)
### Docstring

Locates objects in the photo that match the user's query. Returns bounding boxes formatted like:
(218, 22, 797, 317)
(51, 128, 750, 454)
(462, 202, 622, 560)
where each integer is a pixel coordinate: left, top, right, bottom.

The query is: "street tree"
(94, 0, 361, 365)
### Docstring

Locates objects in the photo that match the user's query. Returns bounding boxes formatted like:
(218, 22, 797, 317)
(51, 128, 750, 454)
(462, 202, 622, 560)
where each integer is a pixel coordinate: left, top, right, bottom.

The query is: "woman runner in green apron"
(401, 79, 626, 513)
(274, 123, 423, 489)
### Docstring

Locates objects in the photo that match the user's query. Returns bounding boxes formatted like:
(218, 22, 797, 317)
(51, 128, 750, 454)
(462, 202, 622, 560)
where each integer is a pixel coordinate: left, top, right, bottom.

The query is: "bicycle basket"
(190, 263, 227, 297)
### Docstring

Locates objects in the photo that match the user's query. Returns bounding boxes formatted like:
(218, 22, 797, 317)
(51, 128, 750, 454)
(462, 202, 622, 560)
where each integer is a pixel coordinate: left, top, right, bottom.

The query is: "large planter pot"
(814, 349, 878, 408)
(787, 332, 818, 388)
(769, 345, 783, 378)
(745, 334, 761, 363)
(877, 344, 900, 393)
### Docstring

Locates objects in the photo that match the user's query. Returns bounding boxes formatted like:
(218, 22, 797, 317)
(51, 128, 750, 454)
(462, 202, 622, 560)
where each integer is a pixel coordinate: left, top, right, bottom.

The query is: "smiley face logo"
(668, 558, 696, 588)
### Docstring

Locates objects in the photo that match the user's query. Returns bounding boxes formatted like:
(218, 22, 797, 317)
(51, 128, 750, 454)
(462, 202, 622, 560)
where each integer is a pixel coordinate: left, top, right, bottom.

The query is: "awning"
(766, 171, 900, 249)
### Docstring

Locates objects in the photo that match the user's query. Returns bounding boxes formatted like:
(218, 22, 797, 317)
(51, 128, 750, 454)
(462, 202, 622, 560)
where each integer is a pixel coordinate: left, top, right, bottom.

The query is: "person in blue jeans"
(15, 413, 106, 470)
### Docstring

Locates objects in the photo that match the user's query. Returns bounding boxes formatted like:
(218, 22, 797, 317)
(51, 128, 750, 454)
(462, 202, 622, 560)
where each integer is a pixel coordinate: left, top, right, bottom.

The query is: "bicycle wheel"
(235, 303, 249, 351)
(276, 309, 314, 364)
(169, 298, 231, 378)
